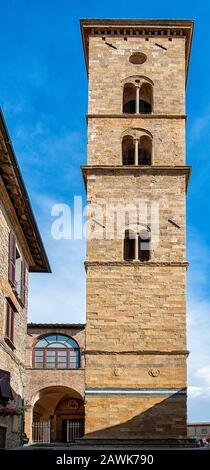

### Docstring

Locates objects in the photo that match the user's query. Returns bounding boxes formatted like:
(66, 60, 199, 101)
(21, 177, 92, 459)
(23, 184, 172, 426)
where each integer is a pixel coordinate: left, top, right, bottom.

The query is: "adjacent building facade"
(0, 111, 50, 448)
(24, 323, 85, 444)
(188, 423, 210, 440)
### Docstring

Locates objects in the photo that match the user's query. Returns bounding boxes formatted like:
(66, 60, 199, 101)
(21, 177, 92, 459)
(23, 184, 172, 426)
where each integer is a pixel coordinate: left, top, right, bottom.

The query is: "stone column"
(135, 234, 138, 261)
(24, 405, 33, 442)
(135, 86, 140, 114)
(134, 139, 139, 165)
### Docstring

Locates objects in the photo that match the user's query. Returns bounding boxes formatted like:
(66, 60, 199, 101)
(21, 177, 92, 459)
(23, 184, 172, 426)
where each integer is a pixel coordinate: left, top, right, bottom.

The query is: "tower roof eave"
(80, 18, 194, 82)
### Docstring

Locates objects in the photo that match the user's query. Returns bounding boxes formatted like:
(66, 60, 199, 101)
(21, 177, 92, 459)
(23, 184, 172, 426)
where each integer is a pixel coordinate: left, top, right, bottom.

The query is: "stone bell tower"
(81, 19, 193, 440)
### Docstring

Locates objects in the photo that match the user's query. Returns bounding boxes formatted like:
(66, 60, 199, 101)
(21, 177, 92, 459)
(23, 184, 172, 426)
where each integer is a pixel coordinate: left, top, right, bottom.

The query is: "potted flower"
(0, 402, 25, 416)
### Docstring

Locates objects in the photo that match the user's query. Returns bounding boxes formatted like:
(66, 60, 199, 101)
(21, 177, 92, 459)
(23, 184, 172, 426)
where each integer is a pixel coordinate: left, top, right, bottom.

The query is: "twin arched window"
(124, 229, 150, 262)
(123, 81, 153, 114)
(33, 334, 80, 369)
(122, 134, 152, 166)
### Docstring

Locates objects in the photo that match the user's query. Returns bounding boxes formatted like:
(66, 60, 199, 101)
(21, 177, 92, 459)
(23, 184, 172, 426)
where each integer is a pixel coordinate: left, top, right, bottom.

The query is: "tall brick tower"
(81, 19, 193, 440)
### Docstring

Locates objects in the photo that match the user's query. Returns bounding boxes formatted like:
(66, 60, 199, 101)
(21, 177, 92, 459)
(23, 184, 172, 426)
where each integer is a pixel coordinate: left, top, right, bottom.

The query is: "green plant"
(0, 403, 25, 417)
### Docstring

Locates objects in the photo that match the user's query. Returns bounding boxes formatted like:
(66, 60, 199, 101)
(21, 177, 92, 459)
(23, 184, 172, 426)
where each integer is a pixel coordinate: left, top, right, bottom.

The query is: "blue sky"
(0, 0, 210, 423)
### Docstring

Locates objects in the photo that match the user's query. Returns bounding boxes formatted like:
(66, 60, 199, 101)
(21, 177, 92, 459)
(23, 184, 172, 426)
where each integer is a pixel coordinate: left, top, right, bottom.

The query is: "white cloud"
(188, 386, 210, 399)
(197, 367, 210, 387)
(189, 108, 210, 146)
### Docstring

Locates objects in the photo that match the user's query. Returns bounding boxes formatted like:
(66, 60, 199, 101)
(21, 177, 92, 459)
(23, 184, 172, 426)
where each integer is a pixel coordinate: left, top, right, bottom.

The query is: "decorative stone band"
(84, 349, 189, 356)
(86, 114, 187, 120)
(81, 165, 192, 192)
(85, 388, 187, 396)
(85, 261, 189, 269)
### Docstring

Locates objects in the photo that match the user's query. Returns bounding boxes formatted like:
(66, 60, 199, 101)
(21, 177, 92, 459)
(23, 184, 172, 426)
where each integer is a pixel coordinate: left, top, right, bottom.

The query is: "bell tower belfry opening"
(81, 19, 193, 441)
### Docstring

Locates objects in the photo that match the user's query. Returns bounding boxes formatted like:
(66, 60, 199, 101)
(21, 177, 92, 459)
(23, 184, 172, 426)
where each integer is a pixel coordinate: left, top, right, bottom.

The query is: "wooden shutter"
(6, 302, 10, 338)
(6, 302, 14, 342)
(8, 231, 16, 286)
(21, 260, 26, 306)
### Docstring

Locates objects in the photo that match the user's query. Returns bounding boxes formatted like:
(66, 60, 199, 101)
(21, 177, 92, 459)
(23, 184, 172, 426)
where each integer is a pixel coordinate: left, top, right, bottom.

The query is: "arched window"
(122, 79, 153, 115)
(123, 84, 136, 113)
(33, 334, 80, 369)
(122, 130, 152, 166)
(122, 136, 135, 165)
(124, 229, 150, 262)
(139, 83, 152, 113)
(138, 230, 150, 262)
(138, 136, 152, 165)
(124, 230, 136, 260)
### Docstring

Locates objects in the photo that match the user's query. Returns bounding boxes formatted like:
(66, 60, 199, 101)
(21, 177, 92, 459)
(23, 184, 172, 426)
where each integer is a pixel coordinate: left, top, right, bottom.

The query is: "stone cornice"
(25, 367, 85, 371)
(85, 261, 189, 269)
(85, 349, 189, 357)
(87, 114, 187, 120)
(27, 322, 86, 329)
(81, 165, 191, 192)
(80, 18, 194, 81)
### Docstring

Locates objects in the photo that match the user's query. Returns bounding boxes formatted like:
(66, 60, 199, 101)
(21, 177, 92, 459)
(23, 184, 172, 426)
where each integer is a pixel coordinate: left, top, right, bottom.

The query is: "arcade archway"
(32, 386, 84, 443)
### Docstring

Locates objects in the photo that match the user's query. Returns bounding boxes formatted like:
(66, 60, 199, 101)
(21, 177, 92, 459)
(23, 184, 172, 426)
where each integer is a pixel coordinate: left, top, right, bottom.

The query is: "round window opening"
(129, 52, 147, 65)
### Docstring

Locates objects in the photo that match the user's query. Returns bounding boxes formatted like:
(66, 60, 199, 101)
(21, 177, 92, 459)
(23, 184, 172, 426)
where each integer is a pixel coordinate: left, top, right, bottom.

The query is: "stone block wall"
(88, 36, 185, 115)
(88, 118, 185, 166)
(83, 21, 190, 440)
(85, 395, 186, 439)
(87, 173, 186, 262)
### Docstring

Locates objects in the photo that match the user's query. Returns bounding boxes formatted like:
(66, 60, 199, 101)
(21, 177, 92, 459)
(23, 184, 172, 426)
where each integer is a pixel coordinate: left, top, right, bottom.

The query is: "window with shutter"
(8, 231, 27, 304)
(8, 232, 16, 286)
(5, 301, 15, 345)
(21, 260, 26, 306)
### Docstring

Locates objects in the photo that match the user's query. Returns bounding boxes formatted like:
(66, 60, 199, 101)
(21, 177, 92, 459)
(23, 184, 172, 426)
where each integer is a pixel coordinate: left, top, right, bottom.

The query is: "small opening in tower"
(124, 230, 135, 260)
(123, 83, 136, 113)
(122, 136, 135, 165)
(138, 230, 150, 262)
(138, 136, 152, 165)
(129, 52, 147, 65)
(139, 83, 153, 113)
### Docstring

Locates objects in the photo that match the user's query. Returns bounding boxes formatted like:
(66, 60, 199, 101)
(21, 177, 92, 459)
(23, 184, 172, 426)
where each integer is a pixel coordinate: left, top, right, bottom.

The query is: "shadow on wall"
(84, 392, 187, 440)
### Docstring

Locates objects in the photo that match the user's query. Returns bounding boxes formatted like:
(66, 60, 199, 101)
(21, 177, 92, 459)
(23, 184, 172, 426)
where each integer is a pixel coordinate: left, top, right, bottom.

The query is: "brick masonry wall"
(25, 326, 85, 400)
(24, 326, 85, 440)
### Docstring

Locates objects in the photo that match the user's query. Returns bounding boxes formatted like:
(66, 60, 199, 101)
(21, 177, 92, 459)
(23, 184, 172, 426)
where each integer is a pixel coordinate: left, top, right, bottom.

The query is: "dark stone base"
(76, 438, 197, 448)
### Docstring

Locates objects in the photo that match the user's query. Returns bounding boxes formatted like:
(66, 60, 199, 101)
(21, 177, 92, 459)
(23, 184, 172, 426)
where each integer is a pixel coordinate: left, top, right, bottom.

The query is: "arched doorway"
(32, 386, 84, 443)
